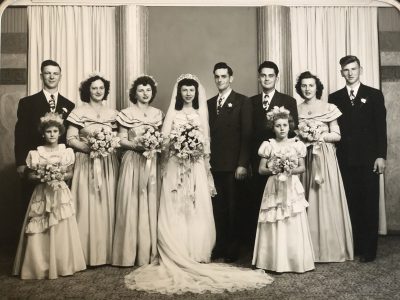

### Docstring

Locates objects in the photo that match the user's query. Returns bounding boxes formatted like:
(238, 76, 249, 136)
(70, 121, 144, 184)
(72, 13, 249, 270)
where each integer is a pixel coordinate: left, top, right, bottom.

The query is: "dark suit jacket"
(208, 90, 252, 172)
(328, 84, 387, 167)
(249, 91, 298, 169)
(14, 90, 75, 166)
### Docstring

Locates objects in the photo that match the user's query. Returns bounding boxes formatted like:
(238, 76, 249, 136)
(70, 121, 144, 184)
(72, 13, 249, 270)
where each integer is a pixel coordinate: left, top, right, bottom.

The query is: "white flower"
(360, 98, 367, 104)
(62, 107, 68, 113)
(227, 103, 233, 108)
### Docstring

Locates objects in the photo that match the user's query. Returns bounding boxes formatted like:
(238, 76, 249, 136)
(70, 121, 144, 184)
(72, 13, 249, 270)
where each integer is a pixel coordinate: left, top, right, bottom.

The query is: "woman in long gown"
(13, 112, 86, 279)
(296, 71, 353, 262)
(66, 74, 119, 266)
(112, 76, 163, 266)
(124, 74, 273, 294)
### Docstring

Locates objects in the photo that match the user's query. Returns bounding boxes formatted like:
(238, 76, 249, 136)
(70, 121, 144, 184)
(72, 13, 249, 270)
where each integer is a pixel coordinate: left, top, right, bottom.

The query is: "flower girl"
(252, 107, 315, 273)
(13, 112, 86, 279)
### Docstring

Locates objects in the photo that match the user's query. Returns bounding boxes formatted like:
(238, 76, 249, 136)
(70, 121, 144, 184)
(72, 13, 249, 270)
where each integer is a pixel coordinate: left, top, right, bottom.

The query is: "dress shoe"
(359, 256, 375, 263)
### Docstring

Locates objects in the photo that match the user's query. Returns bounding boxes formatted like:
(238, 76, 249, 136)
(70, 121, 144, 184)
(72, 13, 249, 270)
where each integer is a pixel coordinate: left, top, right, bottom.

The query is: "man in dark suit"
(208, 62, 252, 262)
(328, 55, 387, 263)
(15, 59, 75, 208)
(248, 61, 298, 245)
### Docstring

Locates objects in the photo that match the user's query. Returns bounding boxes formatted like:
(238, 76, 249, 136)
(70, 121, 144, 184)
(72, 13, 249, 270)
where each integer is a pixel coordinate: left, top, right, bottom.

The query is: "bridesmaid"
(66, 74, 119, 266)
(112, 75, 163, 266)
(296, 71, 353, 262)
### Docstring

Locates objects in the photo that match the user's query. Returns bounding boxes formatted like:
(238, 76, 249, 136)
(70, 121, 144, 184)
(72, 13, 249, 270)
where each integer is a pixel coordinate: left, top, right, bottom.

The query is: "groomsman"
(248, 61, 298, 244)
(208, 62, 252, 262)
(328, 55, 387, 262)
(14, 59, 75, 208)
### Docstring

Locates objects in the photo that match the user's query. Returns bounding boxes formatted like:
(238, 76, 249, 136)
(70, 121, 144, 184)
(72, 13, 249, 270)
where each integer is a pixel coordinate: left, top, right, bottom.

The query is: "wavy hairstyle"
(129, 76, 157, 104)
(175, 78, 199, 110)
(38, 112, 65, 135)
(79, 75, 110, 103)
(295, 71, 324, 100)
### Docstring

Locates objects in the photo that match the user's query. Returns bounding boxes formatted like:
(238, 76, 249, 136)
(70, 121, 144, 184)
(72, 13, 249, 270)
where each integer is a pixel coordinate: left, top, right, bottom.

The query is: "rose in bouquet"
(134, 125, 164, 159)
(297, 119, 326, 144)
(36, 163, 68, 190)
(169, 121, 204, 163)
(267, 149, 298, 181)
(88, 127, 120, 159)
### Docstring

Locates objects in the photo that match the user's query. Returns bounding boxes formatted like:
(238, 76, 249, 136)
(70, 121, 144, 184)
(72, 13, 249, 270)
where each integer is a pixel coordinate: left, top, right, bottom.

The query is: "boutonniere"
(360, 98, 367, 104)
(62, 107, 68, 113)
(227, 103, 233, 108)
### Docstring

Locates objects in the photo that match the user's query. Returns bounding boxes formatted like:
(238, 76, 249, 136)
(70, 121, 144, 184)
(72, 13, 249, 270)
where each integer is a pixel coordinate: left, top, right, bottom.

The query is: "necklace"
(136, 105, 149, 117)
(90, 105, 102, 119)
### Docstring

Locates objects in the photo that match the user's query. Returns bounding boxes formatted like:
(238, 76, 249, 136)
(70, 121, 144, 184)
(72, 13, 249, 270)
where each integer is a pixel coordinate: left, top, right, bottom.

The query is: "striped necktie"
(217, 96, 224, 115)
(49, 94, 56, 112)
(263, 94, 270, 110)
(349, 90, 356, 106)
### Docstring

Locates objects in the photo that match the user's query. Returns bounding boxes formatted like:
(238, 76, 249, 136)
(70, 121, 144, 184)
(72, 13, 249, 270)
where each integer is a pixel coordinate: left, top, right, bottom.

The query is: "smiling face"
(259, 67, 278, 93)
(300, 78, 317, 100)
(41, 65, 61, 91)
(341, 61, 362, 86)
(214, 68, 233, 93)
(43, 125, 60, 145)
(89, 79, 105, 102)
(273, 118, 289, 140)
(135, 84, 153, 104)
(180, 85, 196, 106)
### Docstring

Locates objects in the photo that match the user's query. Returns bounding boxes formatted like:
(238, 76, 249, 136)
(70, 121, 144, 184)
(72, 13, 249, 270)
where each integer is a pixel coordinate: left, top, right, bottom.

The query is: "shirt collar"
(43, 89, 59, 102)
(262, 89, 275, 100)
(218, 88, 232, 100)
(346, 82, 361, 97)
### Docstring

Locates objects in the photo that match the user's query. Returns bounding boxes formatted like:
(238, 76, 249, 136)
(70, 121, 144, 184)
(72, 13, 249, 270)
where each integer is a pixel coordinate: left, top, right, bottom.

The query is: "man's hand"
(373, 158, 386, 174)
(235, 166, 247, 180)
(16, 165, 27, 178)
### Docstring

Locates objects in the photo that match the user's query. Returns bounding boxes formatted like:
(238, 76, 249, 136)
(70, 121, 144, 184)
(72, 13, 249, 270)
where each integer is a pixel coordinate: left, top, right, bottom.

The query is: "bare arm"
(291, 157, 305, 175)
(66, 124, 90, 153)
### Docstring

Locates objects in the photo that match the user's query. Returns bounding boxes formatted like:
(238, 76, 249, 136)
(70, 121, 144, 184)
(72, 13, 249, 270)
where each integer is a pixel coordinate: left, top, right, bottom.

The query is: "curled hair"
(266, 107, 295, 130)
(129, 76, 157, 104)
(79, 75, 110, 103)
(258, 61, 279, 76)
(213, 62, 233, 76)
(175, 78, 199, 110)
(339, 55, 360, 68)
(41, 60, 61, 73)
(38, 112, 65, 135)
(295, 71, 324, 100)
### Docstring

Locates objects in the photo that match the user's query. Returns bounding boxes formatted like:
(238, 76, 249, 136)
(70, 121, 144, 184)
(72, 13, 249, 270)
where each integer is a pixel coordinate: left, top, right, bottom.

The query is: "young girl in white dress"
(13, 112, 86, 279)
(252, 107, 315, 273)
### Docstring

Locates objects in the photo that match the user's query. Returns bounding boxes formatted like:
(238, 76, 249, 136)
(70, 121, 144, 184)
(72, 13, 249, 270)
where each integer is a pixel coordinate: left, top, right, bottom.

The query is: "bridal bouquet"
(88, 127, 120, 159)
(169, 121, 204, 163)
(134, 125, 164, 159)
(267, 149, 298, 181)
(36, 163, 68, 190)
(297, 119, 325, 144)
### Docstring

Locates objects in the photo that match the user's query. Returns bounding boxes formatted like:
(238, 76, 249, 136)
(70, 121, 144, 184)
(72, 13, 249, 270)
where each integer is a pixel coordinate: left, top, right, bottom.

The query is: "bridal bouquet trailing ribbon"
(88, 127, 120, 189)
(297, 119, 327, 184)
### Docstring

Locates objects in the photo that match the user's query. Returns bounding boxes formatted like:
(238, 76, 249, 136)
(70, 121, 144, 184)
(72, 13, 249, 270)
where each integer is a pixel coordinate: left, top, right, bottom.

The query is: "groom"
(208, 62, 252, 262)
(328, 55, 387, 262)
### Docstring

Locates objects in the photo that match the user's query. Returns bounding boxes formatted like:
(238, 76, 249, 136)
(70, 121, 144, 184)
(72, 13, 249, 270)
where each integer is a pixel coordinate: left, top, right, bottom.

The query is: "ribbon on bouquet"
(140, 152, 156, 195)
(312, 142, 324, 185)
(273, 175, 292, 211)
(93, 157, 103, 190)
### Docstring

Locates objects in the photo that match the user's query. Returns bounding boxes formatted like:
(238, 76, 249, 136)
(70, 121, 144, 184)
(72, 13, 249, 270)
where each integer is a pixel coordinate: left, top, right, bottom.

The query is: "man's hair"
(258, 61, 279, 76)
(339, 55, 361, 68)
(40, 60, 61, 73)
(213, 62, 233, 76)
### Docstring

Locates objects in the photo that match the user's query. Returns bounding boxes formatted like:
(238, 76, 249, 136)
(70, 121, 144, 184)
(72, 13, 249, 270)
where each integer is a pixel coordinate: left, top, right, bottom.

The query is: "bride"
(124, 74, 273, 294)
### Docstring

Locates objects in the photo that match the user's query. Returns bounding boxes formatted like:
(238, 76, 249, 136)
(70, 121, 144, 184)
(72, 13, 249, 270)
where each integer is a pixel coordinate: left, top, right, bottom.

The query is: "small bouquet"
(297, 119, 325, 144)
(267, 149, 298, 181)
(36, 163, 68, 190)
(134, 125, 164, 159)
(169, 121, 204, 163)
(88, 127, 120, 159)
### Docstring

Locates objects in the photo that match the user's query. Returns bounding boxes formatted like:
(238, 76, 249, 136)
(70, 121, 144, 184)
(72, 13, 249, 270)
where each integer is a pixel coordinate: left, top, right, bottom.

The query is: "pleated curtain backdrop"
(290, 6, 380, 102)
(257, 6, 292, 96)
(28, 5, 117, 108)
(115, 5, 149, 110)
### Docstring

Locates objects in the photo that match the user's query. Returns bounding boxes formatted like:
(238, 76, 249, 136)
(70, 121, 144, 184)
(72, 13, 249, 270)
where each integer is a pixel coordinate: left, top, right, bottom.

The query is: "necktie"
(263, 94, 270, 110)
(49, 94, 56, 112)
(217, 96, 224, 115)
(350, 90, 356, 106)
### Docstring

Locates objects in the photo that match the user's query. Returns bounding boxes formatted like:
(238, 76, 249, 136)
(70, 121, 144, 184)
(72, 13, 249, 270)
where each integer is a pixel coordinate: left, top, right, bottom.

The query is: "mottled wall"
(0, 7, 27, 242)
(378, 7, 400, 232)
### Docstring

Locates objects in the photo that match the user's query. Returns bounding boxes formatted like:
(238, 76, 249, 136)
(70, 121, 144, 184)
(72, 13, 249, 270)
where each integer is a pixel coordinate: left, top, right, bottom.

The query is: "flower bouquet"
(267, 149, 298, 181)
(169, 121, 204, 163)
(134, 125, 164, 159)
(88, 127, 120, 159)
(36, 163, 68, 190)
(297, 119, 326, 145)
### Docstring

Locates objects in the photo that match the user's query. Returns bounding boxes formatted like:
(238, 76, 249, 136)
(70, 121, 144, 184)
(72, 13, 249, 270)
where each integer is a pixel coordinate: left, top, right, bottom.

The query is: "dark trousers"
(212, 171, 240, 259)
(340, 164, 380, 259)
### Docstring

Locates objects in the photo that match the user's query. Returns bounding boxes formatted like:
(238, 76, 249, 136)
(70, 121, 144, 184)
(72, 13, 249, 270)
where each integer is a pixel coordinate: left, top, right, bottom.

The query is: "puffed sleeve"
(295, 140, 307, 158)
(62, 148, 75, 166)
(25, 150, 40, 169)
(258, 141, 272, 159)
(116, 109, 133, 128)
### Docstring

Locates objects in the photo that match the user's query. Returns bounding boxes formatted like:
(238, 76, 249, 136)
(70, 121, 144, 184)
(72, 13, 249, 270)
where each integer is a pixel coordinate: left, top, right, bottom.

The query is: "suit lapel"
(38, 90, 51, 114)
(218, 91, 236, 115)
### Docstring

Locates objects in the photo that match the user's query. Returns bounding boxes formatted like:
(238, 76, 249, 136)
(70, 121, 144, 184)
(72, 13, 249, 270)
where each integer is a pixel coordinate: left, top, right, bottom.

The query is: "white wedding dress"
(124, 111, 273, 294)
